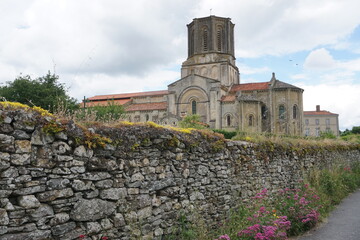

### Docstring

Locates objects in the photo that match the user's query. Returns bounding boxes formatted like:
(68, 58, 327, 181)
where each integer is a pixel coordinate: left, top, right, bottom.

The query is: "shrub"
(178, 115, 209, 129)
(212, 129, 237, 139)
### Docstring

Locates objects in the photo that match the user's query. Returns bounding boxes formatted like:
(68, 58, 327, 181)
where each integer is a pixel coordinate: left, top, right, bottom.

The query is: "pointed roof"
(272, 80, 303, 90)
(168, 74, 219, 87)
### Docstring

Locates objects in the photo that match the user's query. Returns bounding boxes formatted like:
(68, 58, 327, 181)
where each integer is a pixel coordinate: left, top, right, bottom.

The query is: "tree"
(0, 71, 78, 112)
(352, 126, 360, 134)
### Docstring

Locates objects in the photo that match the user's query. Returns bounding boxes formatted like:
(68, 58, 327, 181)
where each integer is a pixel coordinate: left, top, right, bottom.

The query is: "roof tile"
(304, 111, 338, 116)
(230, 82, 269, 92)
(88, 90, 168, 101)
(126, 102, 167, 111)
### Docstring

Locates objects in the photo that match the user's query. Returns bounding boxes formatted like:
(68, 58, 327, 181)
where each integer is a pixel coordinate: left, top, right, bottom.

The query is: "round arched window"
(191, 100, 197, 115)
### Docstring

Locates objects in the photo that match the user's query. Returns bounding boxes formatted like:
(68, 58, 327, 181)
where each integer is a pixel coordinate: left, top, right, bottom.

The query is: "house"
(304, 105, 339, 136)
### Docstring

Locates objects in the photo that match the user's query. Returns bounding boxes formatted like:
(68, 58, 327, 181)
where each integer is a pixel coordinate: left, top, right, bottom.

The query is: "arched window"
(249, 115, 254, 126)
(203, 28, 208, 51)
(191, 100, 197, 114)
(293, 105, 298, 119)
(261, 105, 267, 119)
(279, 105, 286, 119)
(226, 115, 231, 127)
(145, 114, 149, 121)
(217, 27, 222, 51)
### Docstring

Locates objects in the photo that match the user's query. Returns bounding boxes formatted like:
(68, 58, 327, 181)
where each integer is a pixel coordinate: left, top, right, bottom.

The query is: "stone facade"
(86, 15, 304, 135)
(304, 105, 340, 137)
(0, 106, 359, 239)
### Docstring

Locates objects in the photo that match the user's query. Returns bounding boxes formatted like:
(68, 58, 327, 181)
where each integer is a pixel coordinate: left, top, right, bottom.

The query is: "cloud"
(237, 64, 270, 75)
(304, 48, 337, 70)
(65, 67, 179, 101)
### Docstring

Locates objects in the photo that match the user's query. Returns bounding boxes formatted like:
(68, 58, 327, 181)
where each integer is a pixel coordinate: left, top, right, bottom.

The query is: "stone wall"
(0, 107, 359, 239)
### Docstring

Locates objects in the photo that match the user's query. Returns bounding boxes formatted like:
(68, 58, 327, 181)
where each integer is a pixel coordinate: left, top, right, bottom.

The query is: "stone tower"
(181, 15, 239, 87)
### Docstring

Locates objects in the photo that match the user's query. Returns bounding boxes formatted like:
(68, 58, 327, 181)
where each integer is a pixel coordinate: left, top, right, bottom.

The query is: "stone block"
(100, 188, 127, 200)
(18, 195, 41, 208)
(70, 199, 115, 221)
(37, 188, 74, 202)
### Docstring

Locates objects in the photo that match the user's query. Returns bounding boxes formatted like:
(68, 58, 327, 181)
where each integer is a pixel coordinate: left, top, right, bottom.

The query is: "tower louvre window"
(217, 28, 222, 51)
(203, 28, 208, 51)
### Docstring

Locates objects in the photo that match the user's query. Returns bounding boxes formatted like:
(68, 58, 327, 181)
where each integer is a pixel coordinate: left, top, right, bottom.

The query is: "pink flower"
(215, 234, 230, 240)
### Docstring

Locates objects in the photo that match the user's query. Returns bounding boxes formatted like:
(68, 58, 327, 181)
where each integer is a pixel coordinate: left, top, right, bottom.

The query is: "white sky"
(1, 0, 359, 130)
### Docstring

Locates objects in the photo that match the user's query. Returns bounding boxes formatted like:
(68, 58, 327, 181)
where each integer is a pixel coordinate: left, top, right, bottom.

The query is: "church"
(86, 16, 304, 135)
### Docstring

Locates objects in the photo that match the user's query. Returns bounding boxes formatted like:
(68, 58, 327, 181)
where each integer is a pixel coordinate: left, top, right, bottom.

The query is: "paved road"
(297, 189, 360, 240)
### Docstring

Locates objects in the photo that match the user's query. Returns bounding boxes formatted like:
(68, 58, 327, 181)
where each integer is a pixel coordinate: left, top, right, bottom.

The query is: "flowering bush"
(236, 188, 291, 240)
(272, 183, 321, 235)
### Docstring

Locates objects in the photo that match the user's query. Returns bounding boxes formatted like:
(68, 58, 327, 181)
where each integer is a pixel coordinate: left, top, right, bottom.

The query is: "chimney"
(316, 105, 320, 112)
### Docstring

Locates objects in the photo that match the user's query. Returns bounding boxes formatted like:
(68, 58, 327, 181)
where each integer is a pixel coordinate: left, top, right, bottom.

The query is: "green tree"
(352, 126, 360, 134)
(0, 71, 78, 112)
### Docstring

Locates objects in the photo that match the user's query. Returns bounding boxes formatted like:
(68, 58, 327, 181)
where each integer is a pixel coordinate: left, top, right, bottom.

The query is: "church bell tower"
(181, 16, 239, 87)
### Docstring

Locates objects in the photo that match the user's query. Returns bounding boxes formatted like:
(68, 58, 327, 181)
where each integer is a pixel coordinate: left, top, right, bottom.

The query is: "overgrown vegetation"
(340, 126, 360, 144)
(178, 114, 209, 129)
(75, 101, 126, 123)
(167, 163, 360, 240)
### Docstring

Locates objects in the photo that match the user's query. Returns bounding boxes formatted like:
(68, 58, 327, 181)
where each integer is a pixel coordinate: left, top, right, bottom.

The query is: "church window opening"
(145, 114, 149, 121)
(217, 27, 222, 51)
(316, 119, 319, 125)
(226, 115, 231, 127)
(326, 119, 330, 126)
(203, 28, 208, 51)
(279, 105, 286, 119)
(249, 115, 254, 126)
(305, 119, 309, 125)
(293, 105, 298, 119)
(261, 105, 267, 119)
(191, 100, 197, 114)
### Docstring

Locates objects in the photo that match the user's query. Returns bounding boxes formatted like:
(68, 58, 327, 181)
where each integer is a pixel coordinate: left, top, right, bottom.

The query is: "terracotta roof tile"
(230, 82, 269, 92)
(126, 102, 167, 112)
(85, 99, 131, 107)
(221, 95, 236, 102)
(304, 111, 338, 116)
(88, 90, 169, 101)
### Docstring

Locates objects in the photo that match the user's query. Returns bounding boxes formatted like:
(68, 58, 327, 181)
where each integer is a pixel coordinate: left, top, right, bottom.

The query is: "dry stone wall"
(0, 107, 359, 239)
